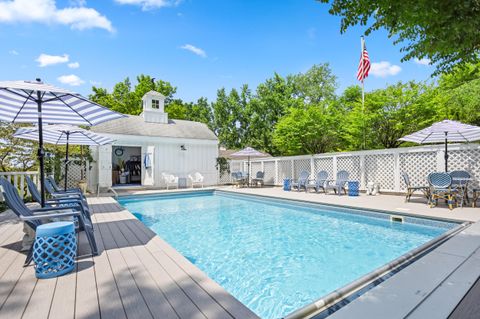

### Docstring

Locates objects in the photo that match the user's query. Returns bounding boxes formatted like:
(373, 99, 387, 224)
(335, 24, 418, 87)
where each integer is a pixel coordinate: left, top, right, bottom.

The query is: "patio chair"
(47, 176, 83, 194)
(188, 172, 204, 188)
(162, 173, 179, 189)
(0, 178, 98, 266)
(401, 172, 430, 202)
(291, 171, 310, 192)
(427, 172, 457, 210)
(251, 171, 265, 187)
(306, 171, 329, 193)
(449, 170, 471, 206)
(45, 177, 87, 203)
(27, 176, 92, 223)
(325, 170, 349, 195)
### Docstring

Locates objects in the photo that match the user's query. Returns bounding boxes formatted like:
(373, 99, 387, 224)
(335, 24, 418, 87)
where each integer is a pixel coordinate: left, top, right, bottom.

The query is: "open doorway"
(112, 146, 142, 186)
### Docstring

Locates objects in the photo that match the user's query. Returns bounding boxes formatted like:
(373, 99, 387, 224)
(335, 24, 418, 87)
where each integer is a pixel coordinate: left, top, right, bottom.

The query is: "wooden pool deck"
(0, 197, 259, 319)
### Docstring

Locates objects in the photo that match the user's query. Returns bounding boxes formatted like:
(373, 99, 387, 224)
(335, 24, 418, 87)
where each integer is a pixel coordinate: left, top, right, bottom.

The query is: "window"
(152, 99, 160, 109)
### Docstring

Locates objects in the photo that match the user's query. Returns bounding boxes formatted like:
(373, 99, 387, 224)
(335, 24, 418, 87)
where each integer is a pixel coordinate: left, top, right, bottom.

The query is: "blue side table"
(33, 221, 77, 279)
(283, 178, 291, 191)
(348, 181, 360, 196)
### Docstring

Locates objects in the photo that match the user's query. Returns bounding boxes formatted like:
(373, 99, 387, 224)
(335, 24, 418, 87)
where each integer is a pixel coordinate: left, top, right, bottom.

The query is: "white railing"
(218, 143, 480, 193)
(0, 171, 40, 200)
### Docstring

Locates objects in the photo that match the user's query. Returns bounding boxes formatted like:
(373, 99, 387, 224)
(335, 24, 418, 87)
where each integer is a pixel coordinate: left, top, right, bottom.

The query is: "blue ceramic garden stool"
(348, 181, 360, 196)
(283, 178, 291, 191)
(33, 221, 77, 279)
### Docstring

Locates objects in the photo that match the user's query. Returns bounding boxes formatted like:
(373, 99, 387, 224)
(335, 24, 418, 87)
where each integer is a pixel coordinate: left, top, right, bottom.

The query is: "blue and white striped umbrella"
(0, 79, 125, 206)
(14, 125, 113, 146)
(230, 147, 265, 158)
(0, 80, 124, 125)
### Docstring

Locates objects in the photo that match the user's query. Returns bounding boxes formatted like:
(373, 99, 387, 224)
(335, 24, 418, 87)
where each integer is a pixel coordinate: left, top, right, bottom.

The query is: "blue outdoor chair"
(325, 170, 349, 195)
(45, 177, 87, 203)
(428, 172, 457, 210)
(26, 176, 92, 223)
(291, 171, 310, 192)
(401, 171, 430, 202)
(47, 176, 83, 194)
(0, 178, 98, 266)
(449, 170, 471, 206)
(251, 171, 265, 187)
(306, 171, 329, 193)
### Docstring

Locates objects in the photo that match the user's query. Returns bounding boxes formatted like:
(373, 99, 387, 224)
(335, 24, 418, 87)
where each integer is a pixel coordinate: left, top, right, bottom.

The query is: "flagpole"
(361, 36, 366, 150)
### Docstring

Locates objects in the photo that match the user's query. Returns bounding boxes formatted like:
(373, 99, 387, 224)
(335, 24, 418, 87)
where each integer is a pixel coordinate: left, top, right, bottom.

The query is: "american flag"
(356, 38, 370, 82)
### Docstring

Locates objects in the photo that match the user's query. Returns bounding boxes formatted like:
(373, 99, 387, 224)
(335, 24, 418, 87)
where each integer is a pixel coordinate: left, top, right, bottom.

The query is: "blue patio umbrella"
(0, 79, 125, 206)
(14, 124, 113, 191)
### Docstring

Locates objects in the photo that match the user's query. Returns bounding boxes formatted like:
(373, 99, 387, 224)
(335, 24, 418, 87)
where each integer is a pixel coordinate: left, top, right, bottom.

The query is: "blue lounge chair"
(291, 171, 310, 192)
(401, 171, 430, 202)
(45, 177, 87, 202)
(0, 178, 98, 266)
(251, 171, 265, 187)
(26, 176, 92, 223)
(47, 176, 83, 194)
(325, 170, 349, 195)
(428, 172, 457, 210)
(306, 171, 329, 193)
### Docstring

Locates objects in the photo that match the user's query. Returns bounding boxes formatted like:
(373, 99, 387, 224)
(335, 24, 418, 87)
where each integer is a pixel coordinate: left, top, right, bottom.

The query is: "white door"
(143, 145, 155, 186)
(98, 145, 112, 188)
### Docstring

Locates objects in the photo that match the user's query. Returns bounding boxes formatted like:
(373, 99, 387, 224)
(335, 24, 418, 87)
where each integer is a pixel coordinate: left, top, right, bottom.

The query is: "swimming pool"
(118, 191, 457, 319)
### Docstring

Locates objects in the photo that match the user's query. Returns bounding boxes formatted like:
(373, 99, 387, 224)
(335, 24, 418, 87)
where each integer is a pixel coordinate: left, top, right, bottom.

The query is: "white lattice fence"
(365, 154, 395, 190)
(314, 157, 334, 180)
(277, 160, 292, 181)
(337, 156, 361, 182)
(61, 162, 87, 189)
(399, 151, 437, 190)
(250, 161, 262, 178)
(448, 149, 480, 193)
(263, 160, 276, 184)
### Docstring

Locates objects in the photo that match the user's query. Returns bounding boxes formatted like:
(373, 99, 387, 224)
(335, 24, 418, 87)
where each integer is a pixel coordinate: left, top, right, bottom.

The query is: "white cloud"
(8, 49, 19, 55)
(0, 0, 114, 32)
(370, 61, 401, 78)
(180, 44, 206, 58)
(115, 0, 181, 11)
(414, 57, 431, 66)
(68, 61, 80, 68)
(89, 80, 102, 86)
(36, 53, 69, 67)
(58, 74, 84, 86)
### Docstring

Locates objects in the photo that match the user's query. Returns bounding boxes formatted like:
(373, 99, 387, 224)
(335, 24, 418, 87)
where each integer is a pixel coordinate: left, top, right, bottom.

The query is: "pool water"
(119, 192, 454, 319)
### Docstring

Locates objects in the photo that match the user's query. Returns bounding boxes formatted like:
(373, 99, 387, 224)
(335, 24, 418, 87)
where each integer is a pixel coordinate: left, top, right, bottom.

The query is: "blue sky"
(1, 0, 434, 102)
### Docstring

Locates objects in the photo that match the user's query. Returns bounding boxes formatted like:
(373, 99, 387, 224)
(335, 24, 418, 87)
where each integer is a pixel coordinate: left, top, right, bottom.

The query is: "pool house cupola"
(141, 90, 168, 124)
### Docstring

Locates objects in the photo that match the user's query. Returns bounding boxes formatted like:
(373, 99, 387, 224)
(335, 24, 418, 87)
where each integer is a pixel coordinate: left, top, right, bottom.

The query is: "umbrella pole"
(64, 132, 70, 191)
(444, 132, 448, 172)
(36, 89, 46, 207)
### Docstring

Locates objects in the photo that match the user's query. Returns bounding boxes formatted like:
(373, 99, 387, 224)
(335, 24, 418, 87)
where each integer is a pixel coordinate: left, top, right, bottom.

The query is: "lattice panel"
(250, 162, 262, 177)
(365, 154, 395, 190)
(293, 159, 311, 179)
(263, 161, 276, 185)
(446, 149, 480, 193)
(314, 157, 334, 180)
(337, 156, 361, 181)
(277, 160, 292, 180)
(61, 162, 85, 189)
(399, 151, 436, 190)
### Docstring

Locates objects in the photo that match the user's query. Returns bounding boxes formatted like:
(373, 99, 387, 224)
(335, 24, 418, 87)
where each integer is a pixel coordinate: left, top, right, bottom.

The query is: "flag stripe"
(357, 43, 371, 82)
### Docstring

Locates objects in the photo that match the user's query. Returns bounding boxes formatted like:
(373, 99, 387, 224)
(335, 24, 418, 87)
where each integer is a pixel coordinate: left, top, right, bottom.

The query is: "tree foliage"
(319, 0, 480, 74)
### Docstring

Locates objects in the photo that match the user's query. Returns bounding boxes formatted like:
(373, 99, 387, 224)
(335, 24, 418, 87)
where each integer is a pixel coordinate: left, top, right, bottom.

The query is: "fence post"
(291, 159, 295, 179)
(359, 154, 365, 190)
(274, 159, 279, 185)
(436, 149, 445, 172)
(332, 155, 338, 178)
(310, 156, 315, 178)
(394, 150, 401, 192)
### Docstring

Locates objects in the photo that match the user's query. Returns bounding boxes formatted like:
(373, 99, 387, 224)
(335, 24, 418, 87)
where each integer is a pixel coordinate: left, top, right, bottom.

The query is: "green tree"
(346, 81, 437, 150)
(273, 104, 338, 155)
(290, 63, 337, 103)
(0, 123, 37, 172)
(185, 97, 215, 129)
(212, 88, 242, 148)
(320, 0, 480, 74)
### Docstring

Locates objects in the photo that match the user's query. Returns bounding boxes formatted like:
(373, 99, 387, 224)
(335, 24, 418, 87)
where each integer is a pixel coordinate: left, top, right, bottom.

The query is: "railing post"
(310, 156, 315, 178)
(436, 148, 445, 172)
(332, 155, 338, 178)
(291, 159, 295, 179)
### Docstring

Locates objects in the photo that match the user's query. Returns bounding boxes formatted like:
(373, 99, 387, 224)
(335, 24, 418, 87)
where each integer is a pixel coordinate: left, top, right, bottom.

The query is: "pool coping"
(115, 189, 475, 318)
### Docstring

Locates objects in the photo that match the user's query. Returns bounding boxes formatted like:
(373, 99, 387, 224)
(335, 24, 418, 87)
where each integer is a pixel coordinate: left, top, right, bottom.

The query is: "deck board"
(0, 196, 259, 319)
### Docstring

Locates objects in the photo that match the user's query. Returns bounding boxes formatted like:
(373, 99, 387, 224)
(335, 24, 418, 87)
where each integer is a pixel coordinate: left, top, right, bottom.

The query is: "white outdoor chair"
(162, 173, 178, 190)
(188, 172, 204, 188)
